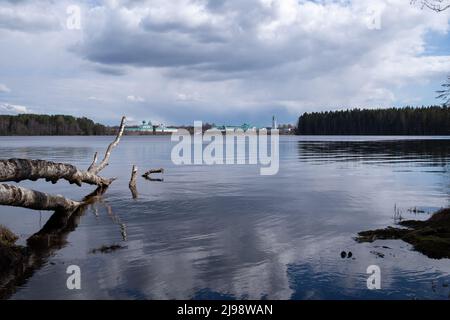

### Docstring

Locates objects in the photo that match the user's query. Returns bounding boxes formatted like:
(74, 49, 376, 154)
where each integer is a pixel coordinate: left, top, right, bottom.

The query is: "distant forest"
(0, 114, 112, 136)
(296, 106, 450, 135)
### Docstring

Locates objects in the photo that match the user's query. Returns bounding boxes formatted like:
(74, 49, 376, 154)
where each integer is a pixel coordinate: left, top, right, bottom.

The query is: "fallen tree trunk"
(0, 159, 114, 187)
(0, 117, 126, 192)
(0, 184, 81, 212)
(142, 168, 164, 178)
(0, 116, 127, 298)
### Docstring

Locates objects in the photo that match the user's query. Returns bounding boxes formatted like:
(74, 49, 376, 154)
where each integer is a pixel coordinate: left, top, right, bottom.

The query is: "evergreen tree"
(296, 106, 450, 135)
(0, 114, 112, 136)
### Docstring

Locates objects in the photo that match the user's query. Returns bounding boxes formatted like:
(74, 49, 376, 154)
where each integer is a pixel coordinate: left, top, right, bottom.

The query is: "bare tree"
(411, 1, 450, 105)
(411, 0, 450, 12)
(437, 76, 450, 106)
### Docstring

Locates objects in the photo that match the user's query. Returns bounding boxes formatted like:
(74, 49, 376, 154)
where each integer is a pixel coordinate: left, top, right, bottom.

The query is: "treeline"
(296, 106, 450, 135)
(0, 114, 112, 136)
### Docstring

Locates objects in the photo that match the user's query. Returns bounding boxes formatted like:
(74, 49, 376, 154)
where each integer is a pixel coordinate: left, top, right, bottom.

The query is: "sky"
(0, 0, 450, 126)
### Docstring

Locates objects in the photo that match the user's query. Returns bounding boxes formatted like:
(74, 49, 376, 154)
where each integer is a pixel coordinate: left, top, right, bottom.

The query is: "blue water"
(0, 135, 449, 299)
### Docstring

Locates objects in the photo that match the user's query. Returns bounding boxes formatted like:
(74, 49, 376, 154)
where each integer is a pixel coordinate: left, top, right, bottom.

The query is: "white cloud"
(0, 102, 30, 114)
(87, 96, 106, 102)
(175, 92, 201, 102)
(0, 2, 60, 33)
(0, 83, 10, 93)
(127, 95, 145, 102)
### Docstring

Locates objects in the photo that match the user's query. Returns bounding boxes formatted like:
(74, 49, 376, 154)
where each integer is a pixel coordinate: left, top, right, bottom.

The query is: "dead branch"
(0, 159, 114, 187)
(411, 0, 450, 12)
(142, 168, 164, 178)
(89, 116, 126, 175)
(87, 152, 98, 172)
(129, 165, 138, 199)
(0, 184, 81, 212)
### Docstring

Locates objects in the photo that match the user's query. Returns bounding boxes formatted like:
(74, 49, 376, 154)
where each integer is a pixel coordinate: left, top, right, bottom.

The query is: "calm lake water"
(0, 135, 449, 300)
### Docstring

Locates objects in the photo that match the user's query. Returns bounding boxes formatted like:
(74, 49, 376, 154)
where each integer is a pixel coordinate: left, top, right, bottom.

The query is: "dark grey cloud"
(74, 0, 399, 83)
(140, 18, 229, 44)
(76, 0, 298, 75)
(93, 64, 127, 76)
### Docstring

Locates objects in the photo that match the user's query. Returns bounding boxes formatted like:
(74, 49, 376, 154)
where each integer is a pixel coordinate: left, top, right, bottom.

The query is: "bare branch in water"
(142, 168, 164, 178)
(143, 176, 164, 182)
(89, 116, 126, 175)
(87, 152, 98, 172)
(129, 165, 138, 199)
(0, 116, 128, 298)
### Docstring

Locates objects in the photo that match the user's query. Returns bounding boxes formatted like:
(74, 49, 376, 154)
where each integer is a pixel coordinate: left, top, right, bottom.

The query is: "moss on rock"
(356, 208, 450, 259)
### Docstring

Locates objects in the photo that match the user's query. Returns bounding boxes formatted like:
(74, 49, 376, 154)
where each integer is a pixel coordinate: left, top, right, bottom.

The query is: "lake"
(0, 135, 449, 300)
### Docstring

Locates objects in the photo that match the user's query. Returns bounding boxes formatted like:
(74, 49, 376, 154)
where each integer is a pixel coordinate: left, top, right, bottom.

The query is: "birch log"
(0, 116, 125, 214)
(0, 159, 114, 187)
(0, 184, 81, 212)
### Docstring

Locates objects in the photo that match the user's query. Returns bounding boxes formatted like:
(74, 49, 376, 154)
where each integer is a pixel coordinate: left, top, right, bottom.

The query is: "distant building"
(211, 117, 283, 133)
(212, 123, 256, 133)
(154, 124, 178, 133)
(272, 116, 277, 130)
(125, 120, 178, 133)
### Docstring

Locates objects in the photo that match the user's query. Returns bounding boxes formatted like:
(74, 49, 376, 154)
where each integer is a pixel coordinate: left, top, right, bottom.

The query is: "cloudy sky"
(0, 0, 450, 126)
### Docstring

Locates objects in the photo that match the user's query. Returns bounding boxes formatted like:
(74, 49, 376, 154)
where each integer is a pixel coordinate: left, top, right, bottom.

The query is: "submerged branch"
(143, 176, 164, 182)
(142, 168, 164, 178)
(27, 186, 107, 248)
